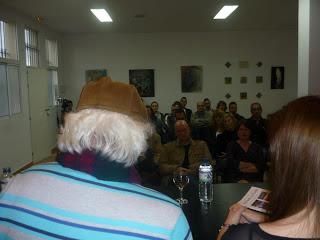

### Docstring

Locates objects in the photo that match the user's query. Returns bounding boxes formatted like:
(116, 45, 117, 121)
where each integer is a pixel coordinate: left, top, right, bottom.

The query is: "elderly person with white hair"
(0, 77, 192, 240)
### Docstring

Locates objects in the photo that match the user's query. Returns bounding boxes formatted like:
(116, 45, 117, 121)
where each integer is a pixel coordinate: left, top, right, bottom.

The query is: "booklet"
(238, 186, 270, 213)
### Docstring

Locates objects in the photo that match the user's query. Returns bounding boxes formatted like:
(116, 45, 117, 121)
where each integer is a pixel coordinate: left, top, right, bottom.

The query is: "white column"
(298, 0, 320, 96)
(309, 0, 320, 95)
(298, 0, 310, 96)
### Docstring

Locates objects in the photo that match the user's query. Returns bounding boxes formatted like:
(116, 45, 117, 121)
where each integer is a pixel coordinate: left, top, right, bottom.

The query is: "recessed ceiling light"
(90, 9, 113, 22)
(214, 5, 239, 19)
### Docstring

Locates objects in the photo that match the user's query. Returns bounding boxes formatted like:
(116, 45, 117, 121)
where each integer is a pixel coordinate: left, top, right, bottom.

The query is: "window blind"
(46, 39, 58, 67)
(25, 28, 39, 67)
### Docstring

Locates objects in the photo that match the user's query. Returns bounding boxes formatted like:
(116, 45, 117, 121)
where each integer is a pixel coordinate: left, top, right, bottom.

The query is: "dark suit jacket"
(184, 108, 192, 123)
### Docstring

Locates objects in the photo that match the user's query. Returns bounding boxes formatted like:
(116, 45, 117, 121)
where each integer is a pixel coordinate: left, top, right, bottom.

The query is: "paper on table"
(238, 186, 270, 213)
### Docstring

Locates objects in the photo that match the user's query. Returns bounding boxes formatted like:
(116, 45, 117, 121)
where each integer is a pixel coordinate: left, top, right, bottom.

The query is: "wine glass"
(173, 172, 189, 205)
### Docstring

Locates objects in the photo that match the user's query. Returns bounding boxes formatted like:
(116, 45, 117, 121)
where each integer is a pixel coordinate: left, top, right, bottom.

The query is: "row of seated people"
(147, 98, 267, 150)
(136, 118, 267, 187)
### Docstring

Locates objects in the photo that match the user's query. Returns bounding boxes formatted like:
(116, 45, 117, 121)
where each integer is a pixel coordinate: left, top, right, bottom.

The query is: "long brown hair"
(212, 110, 225, 132)
(268, 96, 320, 236)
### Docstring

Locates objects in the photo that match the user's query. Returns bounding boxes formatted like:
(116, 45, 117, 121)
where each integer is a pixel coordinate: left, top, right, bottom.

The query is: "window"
(0, 64, 9, 117)
(0, 64, 21, 117)
(48, 70, 59, 106)
(46, 39, 58, 67)
(25, 28, 39, 67)
(0, 20, 18, 60)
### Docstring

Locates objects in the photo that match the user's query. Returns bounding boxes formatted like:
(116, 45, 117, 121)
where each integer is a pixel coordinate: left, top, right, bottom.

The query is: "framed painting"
(85, 69, 107, 82)
(224, 77, 232, 85)
(240, 92, 247, 100)
(256, 76, 263, 84)
(271, 66, 284, 89)
(181, 66, 203, 92)
(240, 76, 247, 84)
(129, 69, 155, 97)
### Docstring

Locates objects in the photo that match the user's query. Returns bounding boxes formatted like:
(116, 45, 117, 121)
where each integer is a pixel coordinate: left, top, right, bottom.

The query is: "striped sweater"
(0, 163, 192, 240)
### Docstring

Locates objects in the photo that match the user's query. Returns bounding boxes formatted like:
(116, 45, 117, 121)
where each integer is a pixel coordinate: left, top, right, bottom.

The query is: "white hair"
(58, 109, 153, 167)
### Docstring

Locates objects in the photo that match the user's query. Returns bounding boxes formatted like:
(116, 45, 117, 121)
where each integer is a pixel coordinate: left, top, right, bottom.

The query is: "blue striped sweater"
(0, 163, 192, 240)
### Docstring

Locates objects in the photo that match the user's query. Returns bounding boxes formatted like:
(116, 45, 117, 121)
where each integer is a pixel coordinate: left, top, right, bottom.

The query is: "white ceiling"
(0, 0, 298, 34)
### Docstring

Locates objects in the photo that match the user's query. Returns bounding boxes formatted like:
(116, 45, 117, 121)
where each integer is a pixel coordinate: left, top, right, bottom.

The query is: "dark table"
(152, 182, 267, 240)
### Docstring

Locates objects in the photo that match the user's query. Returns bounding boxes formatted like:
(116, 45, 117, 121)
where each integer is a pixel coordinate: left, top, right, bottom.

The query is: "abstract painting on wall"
(181, 66, 203, 92)
(225, 77, 232, 85)
(240, 76, 247, 84)
(239, 61, 249, 69)
(240, 92, 248, 100)
(271, 66, 284, 89)
(85, 69, 108, 82)
(129, 69, 155, 97)
(256, 76, 263, 83)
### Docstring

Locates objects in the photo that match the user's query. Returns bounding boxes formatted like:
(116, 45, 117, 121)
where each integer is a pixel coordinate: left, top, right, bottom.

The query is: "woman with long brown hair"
(217, 96, 320, 239)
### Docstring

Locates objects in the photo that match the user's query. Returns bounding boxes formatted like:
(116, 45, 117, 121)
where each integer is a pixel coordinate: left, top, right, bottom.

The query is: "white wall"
(61, 30, 297, 118)
(0, 4, 62, 171)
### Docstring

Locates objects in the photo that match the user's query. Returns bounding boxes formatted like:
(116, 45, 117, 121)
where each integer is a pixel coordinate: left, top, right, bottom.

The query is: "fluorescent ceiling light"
(90, 9, 113, 22)
(214, 5, 238, 19)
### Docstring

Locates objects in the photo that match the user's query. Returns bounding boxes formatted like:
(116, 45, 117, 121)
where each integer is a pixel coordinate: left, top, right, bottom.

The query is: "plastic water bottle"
(199, 159, 213, 203)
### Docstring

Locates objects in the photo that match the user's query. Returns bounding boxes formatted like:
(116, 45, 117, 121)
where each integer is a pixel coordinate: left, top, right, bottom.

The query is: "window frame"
(0, 63, 22, 118)
(24, 27, 40, 68)
(0, 19, 19, 62)
(45, 39, 58, 68)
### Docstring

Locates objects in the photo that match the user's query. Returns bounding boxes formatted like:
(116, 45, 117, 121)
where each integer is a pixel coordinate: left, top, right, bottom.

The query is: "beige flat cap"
(77, 77, 147, 121)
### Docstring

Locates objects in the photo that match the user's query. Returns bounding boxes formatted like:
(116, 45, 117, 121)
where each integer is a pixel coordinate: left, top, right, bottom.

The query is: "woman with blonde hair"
(217, 96, 320, 239)
(214, 113, 238, 158)
(204, 110, 225, 157)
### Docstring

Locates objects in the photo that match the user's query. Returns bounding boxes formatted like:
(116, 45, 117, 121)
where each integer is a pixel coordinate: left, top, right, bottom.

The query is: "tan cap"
(77, 77, 147, 121)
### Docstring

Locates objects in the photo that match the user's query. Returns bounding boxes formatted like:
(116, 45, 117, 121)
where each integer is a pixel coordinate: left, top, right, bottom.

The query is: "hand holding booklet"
(238, 186, 270, 213)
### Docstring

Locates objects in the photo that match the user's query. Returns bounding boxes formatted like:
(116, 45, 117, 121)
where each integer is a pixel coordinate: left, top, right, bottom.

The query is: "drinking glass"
(173, 172, 189, 205)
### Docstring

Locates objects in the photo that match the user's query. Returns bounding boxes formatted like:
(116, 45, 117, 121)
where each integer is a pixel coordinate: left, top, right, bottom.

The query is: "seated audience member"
(175, 108, 187, 121)
(159, 120, 212, 184)
(215, 113, 237, 158)
(191, 101, 212, 128)
(204, 98, 214, 114)
(180, 96, 192, 123)
(191, 101, 212, 140)
(217, 96, 320, 240)
(146, 105, 163, 137)
(224, 120, 264, 183)
(163, 101, 183, 143)
(228, 101, 244, 122)
(60, 99, 73, 127)
(0, 77, 191, 239)
(247, 102, 267, 147)
(204, 110, 225, 157)
(216, 100, 227, 113)
(136, 132, 162, 186)
(151, 100, 164, 122)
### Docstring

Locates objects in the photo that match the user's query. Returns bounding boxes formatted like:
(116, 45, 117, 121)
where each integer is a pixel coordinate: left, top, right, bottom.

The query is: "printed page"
(238, 186, 270, 213)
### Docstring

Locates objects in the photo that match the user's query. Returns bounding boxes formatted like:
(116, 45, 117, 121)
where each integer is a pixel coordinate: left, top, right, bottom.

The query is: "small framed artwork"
(225, 93, 231, 99)
(181, 66, 203, 92)
(239, 61, 249, 69)
(271, 66, 284, 89)
(225, 77, 232, 84)
(85, 69, 107, 82)
(256, 76, 263, 84)
(240, 92, 247, 100)
(256, 62, 263, 67)
(129, 69, 155, 97)
(240, 76, 247, 84)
